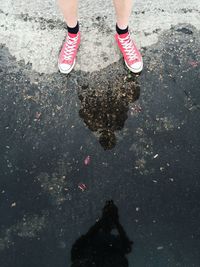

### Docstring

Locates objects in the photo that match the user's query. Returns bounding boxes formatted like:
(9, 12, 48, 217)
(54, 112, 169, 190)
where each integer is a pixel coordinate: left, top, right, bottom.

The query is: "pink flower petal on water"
(84, 156, 91, 166)
(78, 183, 87, 191)
(188, 61, 198, 68)
(35, 112, 41, 119)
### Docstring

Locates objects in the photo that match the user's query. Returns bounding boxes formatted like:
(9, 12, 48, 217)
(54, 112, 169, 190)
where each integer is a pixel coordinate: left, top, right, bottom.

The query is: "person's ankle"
(67, 21, 79, 34)
(116, 23, 129, 35)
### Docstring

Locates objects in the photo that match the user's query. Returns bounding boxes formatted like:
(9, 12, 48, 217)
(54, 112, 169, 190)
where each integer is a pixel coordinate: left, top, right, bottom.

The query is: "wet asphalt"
(0, 24, 200, 267)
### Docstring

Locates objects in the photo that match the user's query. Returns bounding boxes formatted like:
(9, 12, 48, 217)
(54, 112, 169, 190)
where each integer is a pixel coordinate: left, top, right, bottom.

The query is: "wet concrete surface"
(0, 24, 200, 266)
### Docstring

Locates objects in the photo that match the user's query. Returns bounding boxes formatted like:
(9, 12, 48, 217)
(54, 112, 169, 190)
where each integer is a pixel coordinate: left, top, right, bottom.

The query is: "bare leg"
(112, 0, 133, 29)
(57, 0, 78, 27)
(113, 0, 143, 73)
(57, 0, 80, 74)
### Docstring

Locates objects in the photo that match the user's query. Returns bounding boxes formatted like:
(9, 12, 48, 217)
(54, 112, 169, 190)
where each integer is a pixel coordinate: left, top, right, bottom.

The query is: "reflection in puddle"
(78, 76, 140, 150)
(71, 201, 132, 267)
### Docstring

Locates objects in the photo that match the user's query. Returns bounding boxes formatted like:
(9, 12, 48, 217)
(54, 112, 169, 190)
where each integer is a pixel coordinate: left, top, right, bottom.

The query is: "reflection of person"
(71, 200, 133, 267)
(57, 0, 143, 74)
(78, 80, 140, 150)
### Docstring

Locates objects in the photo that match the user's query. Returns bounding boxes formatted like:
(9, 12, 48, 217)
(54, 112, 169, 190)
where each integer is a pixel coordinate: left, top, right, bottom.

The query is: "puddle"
(0, 24, 200, 267)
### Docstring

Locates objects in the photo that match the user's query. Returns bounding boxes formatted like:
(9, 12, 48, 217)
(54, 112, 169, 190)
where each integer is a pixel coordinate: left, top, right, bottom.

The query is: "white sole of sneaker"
(58, 59, 76, 74)
(125, 60, 143, 74)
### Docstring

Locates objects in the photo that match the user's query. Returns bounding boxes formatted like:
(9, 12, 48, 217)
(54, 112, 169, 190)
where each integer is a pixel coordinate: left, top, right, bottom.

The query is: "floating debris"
(136, 207, 140, 212)
(56, 105, 62, 111)
(131, 104, 142, 113)
(24, 95, 37, 102)
(169, 178, 174, 182)
(157, 246, 164, 250)
(153, 154, 158, 159)
(152, 180, 158, 183)
(78, 183, 87, 192)
(37, 172, 68, 205)
(11, 202, 16, 208)
(35, 112, 41, 119)
(102, 162, 109, 167)
(84, 156, 91, 166)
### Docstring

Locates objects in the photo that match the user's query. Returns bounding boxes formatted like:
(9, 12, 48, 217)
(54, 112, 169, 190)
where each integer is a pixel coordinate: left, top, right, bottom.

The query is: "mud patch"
(17, 13, 66, 30)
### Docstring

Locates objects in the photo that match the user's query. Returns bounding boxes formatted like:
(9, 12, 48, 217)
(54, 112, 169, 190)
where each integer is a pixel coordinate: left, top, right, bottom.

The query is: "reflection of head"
(71, 200, 133, 267)
(99, 130, 116, 150)
(101, 200, 119, 231)
(78, 75, 140, 150)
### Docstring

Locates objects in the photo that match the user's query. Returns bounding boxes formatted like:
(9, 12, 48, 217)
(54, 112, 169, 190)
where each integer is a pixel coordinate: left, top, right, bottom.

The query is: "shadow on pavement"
(71, 200, 133, 267)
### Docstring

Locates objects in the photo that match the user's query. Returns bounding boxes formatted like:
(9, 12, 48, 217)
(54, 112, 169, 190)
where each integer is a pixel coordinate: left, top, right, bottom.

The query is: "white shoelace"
(118, 34, 138, 61)
(64, 35, 78, 61)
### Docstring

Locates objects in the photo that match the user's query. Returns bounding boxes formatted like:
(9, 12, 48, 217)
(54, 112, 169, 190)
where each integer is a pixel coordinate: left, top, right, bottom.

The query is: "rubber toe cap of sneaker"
(59, 63, 71, 72)
(130, 62, 143, 72)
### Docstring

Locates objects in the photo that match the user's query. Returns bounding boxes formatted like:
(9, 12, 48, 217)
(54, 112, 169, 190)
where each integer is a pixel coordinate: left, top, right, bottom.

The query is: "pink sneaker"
(115, 32, 143, 73)
(58, 32, 81, 74)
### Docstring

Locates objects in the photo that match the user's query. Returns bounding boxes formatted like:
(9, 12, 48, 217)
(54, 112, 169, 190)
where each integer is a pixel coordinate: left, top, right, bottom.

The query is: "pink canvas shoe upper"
(115, 32, 143, 72)
(58, 32, 80, 73)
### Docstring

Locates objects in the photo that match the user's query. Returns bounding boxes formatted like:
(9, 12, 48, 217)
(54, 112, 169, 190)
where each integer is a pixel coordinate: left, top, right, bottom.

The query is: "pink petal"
(78, 183, 87, 191)
(189, 61, 198, 68)
(35, 112, 41, 119)
(84, 156, 91, 165)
